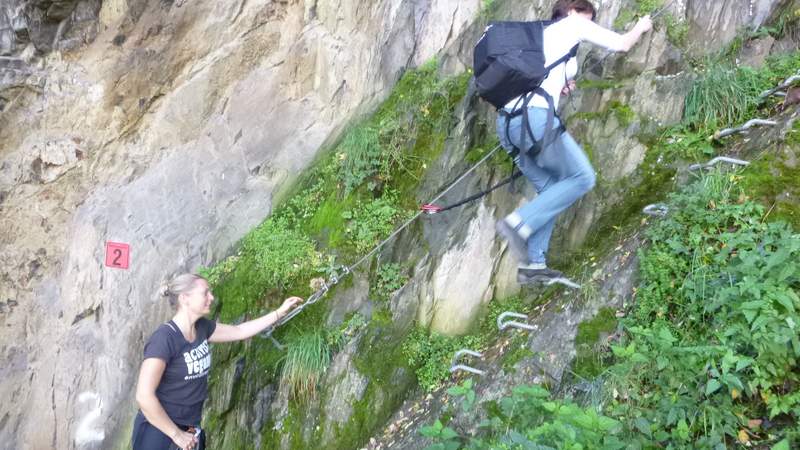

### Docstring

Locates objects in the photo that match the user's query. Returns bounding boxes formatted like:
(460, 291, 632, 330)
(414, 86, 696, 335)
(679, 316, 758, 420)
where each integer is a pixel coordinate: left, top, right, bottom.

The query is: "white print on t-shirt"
(183, 339, 211, 380)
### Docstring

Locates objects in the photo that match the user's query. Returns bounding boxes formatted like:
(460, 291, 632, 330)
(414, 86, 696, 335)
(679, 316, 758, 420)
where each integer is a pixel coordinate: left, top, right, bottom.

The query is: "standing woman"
(494, 0, 653, 283)
(132, 273, 302, 450)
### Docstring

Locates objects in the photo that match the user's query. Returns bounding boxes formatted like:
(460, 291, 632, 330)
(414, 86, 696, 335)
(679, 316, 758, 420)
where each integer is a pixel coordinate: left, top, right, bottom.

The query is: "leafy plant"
(342, 190, 409, 252)
(423, 385, 623, 450)
(374, 263, 407, 300)
(664, 13, 689, 48)
(602, 170, 800, 446)
(403, 328, 483, 391)
(338, 125, 383, 194)
(241, 217, 320, 290)
(420, 420, 460, 450)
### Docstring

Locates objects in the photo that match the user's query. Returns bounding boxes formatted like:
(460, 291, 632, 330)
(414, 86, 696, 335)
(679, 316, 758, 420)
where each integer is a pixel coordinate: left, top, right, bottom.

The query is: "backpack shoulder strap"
(544, 44, 579, 73)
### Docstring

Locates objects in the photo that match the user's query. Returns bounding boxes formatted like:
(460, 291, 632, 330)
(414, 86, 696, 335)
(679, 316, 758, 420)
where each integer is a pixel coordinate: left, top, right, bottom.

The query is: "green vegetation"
(572, 100, 636, 127)
(423, 169, 800, 449)
(684, 51, 800, 130)
(740, 154, 800, 230)
(664, 13, 689, 48)
(402, 296, 534, 391)
(373, 262, 407, 300)
(403, 327, 483, 392)
(279, 330, 336, 401)
(614, 0, 664, 29)
(576, 78, 624, 90)
(572, 307, 618, 378)
(423, 384, 624, 449)
(683, 64, 766, 128)
(342, 190, 408, 252)
(201, 61, 471, 449)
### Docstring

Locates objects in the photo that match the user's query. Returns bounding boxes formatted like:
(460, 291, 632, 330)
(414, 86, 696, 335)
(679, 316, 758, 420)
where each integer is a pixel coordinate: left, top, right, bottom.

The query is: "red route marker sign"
(105, 241, 130, 269)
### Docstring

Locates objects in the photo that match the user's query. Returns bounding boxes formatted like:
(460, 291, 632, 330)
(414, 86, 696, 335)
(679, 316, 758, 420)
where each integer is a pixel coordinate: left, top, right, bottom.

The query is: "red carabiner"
(420, 204, 443, 215)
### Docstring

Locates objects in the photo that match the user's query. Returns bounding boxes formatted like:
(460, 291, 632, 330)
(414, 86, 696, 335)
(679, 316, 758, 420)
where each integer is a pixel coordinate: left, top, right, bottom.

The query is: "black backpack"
(473, 21, 578, 155)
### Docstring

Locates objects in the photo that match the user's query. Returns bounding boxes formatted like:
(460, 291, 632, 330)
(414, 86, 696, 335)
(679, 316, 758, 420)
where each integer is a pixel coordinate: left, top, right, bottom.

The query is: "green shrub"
(342, 190, 410, 252)
(338, 125, 383, 194)
(684, 51, 800, 128)
(374, 263, 407, 300)
(241, 217, 320, 290)
(422, 384, 624, 449)
(604, 170, 800, 446)
(664, 13, 689, 48)
(402, 328, 483, 392)
(684, 64, 765, 128)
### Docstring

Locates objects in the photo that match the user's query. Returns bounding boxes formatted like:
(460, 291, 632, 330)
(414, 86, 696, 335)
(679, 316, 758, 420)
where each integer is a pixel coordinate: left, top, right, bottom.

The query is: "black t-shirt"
(142, 318, 216, 426)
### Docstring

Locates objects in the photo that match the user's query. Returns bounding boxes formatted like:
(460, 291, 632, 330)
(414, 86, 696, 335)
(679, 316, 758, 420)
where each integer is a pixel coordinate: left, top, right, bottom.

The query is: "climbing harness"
(714, 119, 777, 139)
(449, 349, 486, 376)
(688, 156, 750, 172)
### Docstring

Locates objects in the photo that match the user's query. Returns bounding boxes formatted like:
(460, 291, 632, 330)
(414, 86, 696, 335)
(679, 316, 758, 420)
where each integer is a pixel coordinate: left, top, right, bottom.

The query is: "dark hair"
(551, 0, 597, 21)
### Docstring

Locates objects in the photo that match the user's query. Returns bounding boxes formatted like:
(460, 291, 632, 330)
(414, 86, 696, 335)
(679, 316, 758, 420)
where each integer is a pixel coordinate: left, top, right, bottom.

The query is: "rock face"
(0, 0, 479, 448)
(0, 0, 793, 449)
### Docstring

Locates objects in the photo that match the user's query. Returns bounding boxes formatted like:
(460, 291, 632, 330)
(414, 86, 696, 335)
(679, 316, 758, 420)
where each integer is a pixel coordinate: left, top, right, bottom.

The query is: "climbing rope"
(261, 143, 506, 344)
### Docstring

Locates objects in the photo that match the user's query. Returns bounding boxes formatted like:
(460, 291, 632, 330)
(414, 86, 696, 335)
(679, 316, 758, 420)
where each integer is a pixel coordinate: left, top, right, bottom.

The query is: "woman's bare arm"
(209, 296, 303, 343)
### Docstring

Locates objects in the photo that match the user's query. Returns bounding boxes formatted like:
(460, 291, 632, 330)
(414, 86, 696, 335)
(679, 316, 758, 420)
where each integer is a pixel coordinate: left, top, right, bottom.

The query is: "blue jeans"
(496, 107, 596, 264)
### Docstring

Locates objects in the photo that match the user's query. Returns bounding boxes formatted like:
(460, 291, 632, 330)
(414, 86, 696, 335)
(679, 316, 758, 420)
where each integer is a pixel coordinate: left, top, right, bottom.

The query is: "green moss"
(614, 0, 663, 29)
(501, 334, 535, 373)
(305, 192, 354, 248)
(577, 78, 624, 90)
(614, 8, 636, 30)
(331, 324, 413, 449)
(571, 100, 636, 127)
(575, 308, 617, 346)
(740, 155, 800, 230)
(573, 307, 618, 378)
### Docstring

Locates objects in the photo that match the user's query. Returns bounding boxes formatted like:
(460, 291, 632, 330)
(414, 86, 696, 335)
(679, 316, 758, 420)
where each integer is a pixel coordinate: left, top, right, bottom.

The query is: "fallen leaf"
(748, 419, 763, 429)
(738, 429, 749, 444)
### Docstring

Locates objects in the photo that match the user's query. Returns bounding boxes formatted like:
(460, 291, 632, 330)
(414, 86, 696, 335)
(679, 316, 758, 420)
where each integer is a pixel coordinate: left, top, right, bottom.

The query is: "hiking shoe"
(496, 215, 529, 260)
(517, 266, 565, 284)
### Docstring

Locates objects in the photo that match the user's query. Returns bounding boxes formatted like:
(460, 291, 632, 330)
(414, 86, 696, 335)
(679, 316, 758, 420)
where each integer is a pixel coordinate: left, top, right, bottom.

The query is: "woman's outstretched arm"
(209, 296, 303, 343)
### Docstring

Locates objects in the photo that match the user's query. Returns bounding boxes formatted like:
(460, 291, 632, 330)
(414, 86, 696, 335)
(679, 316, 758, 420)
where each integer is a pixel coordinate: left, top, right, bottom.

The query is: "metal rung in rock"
(688, 156, 750, 172)
(450, 349, 485, 376)
(759, 73, 800, 99)
(643, 204, 669, 217)
(714, 119, 777, 139)
(497, 312, 537, 332)
(542, 277, 582, 289)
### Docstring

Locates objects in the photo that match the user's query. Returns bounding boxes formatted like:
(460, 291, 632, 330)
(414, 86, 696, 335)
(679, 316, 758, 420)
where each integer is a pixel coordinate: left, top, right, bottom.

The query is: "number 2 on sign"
(105, 242, 130, 269)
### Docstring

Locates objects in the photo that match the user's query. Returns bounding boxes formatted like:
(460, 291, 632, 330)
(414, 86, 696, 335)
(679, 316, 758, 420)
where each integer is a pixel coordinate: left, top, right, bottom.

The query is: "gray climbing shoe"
(517, 266, 565, 284)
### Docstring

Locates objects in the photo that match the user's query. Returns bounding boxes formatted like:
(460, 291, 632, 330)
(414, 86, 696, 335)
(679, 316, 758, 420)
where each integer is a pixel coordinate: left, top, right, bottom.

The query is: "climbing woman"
(132, 273, 302, 450)
(494, 0, 652, 284)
